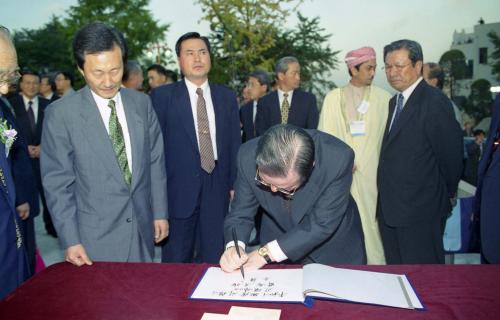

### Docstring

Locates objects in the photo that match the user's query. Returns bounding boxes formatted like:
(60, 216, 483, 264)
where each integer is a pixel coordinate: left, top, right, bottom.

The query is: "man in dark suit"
(151, 32, 241, 263)
(220, 125, 365, 272)
(475, 94, 500, 264)
(0, 24, 28, 299)
(10, 71, 56, 239)
(255, 57, 318, 136)
(377, 39, 463, 264)
(39, 74, 60, 103)
(240, 70, 270, 143)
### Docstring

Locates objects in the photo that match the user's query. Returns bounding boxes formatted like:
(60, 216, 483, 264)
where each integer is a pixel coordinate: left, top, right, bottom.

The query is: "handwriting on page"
(212, 277, 286, 298)
(190, 267, 304, 303)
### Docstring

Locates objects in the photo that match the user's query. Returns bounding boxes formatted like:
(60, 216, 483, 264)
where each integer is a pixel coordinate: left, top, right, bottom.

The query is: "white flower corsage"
(0, 119, 17, 157)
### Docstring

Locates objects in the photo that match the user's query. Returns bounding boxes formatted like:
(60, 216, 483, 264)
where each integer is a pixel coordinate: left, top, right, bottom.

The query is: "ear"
(415, 61, 423, 75)
(277, 72, 285, 81)
(78, 67, 85, 78)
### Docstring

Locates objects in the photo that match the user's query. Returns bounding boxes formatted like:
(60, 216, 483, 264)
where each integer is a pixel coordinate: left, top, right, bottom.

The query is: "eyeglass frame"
(254, 168, 298, 197)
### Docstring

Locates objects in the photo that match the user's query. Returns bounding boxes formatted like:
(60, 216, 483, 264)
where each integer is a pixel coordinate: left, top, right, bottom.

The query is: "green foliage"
(13, 0, 168, 89)
(439, 49, 468, 80)
(464, 79, 493, 122)
(488, 31, 500, 82)
(14, 16, 72, 73)
(198, 0, 338, 99)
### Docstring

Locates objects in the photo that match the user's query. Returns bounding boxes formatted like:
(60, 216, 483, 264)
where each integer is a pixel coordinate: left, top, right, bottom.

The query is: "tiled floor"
(34, 214, 481, 267)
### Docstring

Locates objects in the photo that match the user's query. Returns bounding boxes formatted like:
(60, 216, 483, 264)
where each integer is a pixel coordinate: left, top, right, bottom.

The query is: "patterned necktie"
(196, 88, 215, 173)
(107, 99, 132, 186)
(281, 93, 290, 124)
(27, 100, 36, 133)
(390, 93, 404, 132)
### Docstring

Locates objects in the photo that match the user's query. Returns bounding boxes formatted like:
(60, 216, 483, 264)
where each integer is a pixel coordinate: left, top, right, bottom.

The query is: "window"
(479, 47, 488, 64)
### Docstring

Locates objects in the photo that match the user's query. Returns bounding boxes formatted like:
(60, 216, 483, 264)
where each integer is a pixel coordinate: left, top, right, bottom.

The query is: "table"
(1, 262, 499, 319)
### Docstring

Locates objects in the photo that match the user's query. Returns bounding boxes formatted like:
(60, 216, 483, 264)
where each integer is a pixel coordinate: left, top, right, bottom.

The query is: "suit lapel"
(176, 81, 199, 153)
(270, 91, 281, 124)
(120, 90, 144, 190)
(35, 100, 45, 142)
(210, 84, 222, 157)
(79, 87, 125, 185)
(383, 81, 425, 148)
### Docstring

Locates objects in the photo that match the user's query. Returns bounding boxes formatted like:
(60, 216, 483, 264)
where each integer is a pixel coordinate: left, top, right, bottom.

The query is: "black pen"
(232, 227, 245, 279)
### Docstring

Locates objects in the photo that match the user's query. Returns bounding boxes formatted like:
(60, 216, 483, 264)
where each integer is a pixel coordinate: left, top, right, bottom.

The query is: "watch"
(258, 246, 272, 263)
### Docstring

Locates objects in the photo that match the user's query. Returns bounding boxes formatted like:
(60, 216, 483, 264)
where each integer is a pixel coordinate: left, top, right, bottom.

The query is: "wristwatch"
(258, 246, 272, 263)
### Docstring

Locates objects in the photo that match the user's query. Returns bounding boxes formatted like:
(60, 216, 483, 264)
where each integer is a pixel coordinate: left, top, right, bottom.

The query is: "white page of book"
(191, 267, 304, 303)
(302, 264, 423, 309)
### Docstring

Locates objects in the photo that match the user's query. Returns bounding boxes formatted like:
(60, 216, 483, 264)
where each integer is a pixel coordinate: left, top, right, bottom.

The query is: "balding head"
(0, 26, 19, 95)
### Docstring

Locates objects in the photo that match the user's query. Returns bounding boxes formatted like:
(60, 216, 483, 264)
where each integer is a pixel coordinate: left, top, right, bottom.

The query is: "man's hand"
(243, 250, 268, 271)
(65, 244, 93, 267)
(220, 246, 248, 273)
(28, 145, 41, 159)
(16, 202, 30, 220)
(154, 219, 169, 243)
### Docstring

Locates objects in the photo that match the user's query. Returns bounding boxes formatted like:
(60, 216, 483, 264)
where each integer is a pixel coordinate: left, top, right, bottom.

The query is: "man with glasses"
(377, 39, 463, 264)
(220, 124, 366, 272)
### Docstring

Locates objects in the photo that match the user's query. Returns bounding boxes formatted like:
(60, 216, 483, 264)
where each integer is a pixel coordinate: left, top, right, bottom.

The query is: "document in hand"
(190, 264, 424, 310)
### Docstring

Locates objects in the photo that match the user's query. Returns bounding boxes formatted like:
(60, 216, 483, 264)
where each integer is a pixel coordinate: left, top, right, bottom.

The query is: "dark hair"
(72, 22, 128, 70)
(40, 73, 56, 92)
(147, 64, 167, 75)
(256, 124, 315, 183)
(473, 129, 485, 137)
(249, 69, 271, 91)
(123, 60, 142, 82)
(20, 70, 40, 81)
(425, 62, 444, 90)
(347, 64, 361, 77)
(175, 32, 211, 57)
(55, 71, 74, 86)
(383, 39, 423, 66)
(164, 69, 178, 82)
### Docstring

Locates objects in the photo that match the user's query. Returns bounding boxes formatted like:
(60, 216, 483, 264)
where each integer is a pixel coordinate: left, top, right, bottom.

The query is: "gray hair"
(383, 39, 423, 66)
(123, 60, 142, 81)
(275, 56, 299, 75)
(256, 124, 315, 183)
(248, 69, 271, 89)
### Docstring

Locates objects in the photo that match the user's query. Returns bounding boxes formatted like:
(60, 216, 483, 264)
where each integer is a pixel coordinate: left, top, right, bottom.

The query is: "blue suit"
(476, 94, 500, 263)
(151, 80, 240, 263)
(0, 106, 27, 299)
(255, 89, 318, 136)
(240, 100, 256, 142)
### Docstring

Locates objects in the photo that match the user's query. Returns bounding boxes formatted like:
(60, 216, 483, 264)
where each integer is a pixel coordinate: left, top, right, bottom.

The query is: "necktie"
(107, 99, 132, 186)
(281, 93, 290, 124)
(390, 93, 404, 132)
(196, 88, 215, 173)
(27, 100, 36, 133)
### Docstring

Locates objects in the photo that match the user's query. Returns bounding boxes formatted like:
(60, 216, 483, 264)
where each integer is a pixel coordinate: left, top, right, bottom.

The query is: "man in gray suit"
(220, 125, 365, 272)
(41, 22, 168, 266)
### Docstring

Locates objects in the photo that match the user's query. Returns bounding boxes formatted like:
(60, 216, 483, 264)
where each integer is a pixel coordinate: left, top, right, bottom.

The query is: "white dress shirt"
(185, 78, 218, 160)
(22, 95, 39, 123)
(91, 90, 133, 171)
(388, 77, 423, 130)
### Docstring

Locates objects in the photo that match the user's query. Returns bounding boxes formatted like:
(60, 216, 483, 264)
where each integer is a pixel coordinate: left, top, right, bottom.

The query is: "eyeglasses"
(255, 168, 298, 198)
(383, 62, 412, 72)
(0, 68, 21, 86)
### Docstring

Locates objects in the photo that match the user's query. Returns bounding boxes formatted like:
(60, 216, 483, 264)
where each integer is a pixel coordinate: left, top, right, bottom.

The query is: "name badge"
(350, 120, 366, 136)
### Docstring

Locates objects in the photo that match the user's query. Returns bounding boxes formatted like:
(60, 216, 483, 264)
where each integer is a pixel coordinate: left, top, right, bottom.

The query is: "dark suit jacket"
(377, 80, 463, 227)
(255, 89, 318, 136)
(150, 80, 241, 220)
(0, 106, 27, 299)
(224, 130, 366, 265)
(475, 94, 500, 263)
(240, 100, 256, 143)
(0, 98, 38, 214)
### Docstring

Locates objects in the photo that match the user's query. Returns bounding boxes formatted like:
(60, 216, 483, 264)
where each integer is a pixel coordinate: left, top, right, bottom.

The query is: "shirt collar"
(22, 94, 38, 106)
(400, 77, 423, 105)
(90, 89, 122, 109)
(184, 78, 210, 95)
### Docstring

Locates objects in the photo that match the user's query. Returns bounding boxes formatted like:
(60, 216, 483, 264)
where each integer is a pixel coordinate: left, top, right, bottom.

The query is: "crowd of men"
(1, 21, 499, 299)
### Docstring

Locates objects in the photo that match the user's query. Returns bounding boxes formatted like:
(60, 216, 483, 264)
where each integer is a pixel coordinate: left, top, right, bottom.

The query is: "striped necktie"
(281, 93, 290, 124)
(389, 93, 404, 132)
(196, 88, 215, 173)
